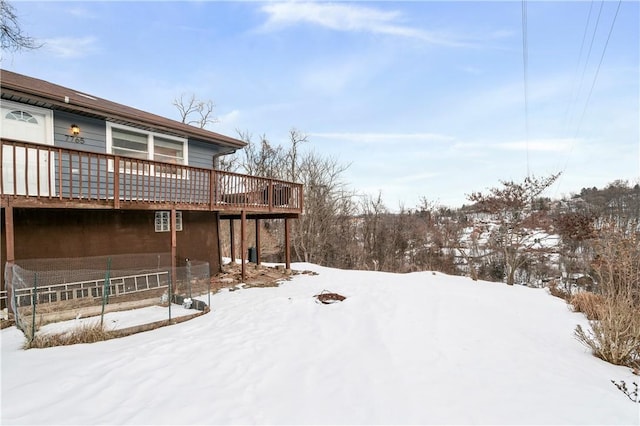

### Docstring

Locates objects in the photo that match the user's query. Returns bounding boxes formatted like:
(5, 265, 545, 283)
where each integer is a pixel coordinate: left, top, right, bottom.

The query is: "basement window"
(155, 211, 183, 232)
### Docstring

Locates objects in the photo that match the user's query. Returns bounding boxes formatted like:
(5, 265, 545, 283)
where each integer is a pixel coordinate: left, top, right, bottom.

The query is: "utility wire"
(562, 0, 594, 132)
(557, 0, 623, 196)
(574, 0, 622, 139)
(521, 0, 530, 178)
(556, 1, 605, 196)
(568, 0, 605, 129)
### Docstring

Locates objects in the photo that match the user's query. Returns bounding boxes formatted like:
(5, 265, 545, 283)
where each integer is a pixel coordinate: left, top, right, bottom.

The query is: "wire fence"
(5, 253, 211, 341)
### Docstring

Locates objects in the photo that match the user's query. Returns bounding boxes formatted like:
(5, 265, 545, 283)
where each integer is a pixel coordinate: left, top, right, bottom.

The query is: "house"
(0, 69, 302, 312)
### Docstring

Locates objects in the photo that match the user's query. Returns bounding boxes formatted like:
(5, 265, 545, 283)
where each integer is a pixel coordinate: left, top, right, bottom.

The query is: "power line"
(574, 0, 623, 139)
(568, 0, 605, 129)
(556, 0, 623, 197)
(521, 0, 530, 178)
(562, 0, 594, 132)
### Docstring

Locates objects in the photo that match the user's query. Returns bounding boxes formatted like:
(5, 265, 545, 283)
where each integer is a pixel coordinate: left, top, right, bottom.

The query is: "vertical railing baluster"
(114, 156, 120, 209)
(24, 145, 30, 196)
(58, 148, 63, 199)
(69, 154, 74, 198)
(88, 153, 92, 199)
(79, 153, 84, 199)
(12, 145, 17, 195)
(47, 148, 53, 198)
(0, 141, 3, 196)
(35, 146, 41, 197)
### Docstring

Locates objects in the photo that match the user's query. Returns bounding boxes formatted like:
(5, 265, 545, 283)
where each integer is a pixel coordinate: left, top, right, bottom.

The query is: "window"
(154, 137, 184, 164)
(154, 136, 184, 175)
(6, 110, 38, 123)
(0, 100, 53, 145)
(106, 123, 188, 175)
(155, 211, 183, 232)
(112, 127, 149, 159)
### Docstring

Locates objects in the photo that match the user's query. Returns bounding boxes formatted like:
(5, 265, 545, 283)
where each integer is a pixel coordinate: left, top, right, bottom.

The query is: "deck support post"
(284, 217, 291, 271)
(240, 210, 246, 283)
(171, 208, 177, 295)
(255, 218, 261, 265)
(4, 204, 15, 312)
(229, 219, 235, 263)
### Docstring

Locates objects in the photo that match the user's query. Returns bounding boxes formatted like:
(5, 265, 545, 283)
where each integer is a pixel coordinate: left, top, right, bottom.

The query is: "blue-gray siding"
(53, 111, 106, 153)
(53, 110, 227, 171)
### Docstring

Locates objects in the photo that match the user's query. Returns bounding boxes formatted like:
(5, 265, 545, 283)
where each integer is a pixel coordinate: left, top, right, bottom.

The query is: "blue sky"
(3, 0, 638, 208)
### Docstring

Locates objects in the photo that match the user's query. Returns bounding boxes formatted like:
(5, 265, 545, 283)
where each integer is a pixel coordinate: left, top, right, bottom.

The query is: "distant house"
(0, 69, 302, 310)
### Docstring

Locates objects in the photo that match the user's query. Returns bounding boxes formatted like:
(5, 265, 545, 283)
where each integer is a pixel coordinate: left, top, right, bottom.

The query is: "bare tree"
(1, 0, 41, 55)
(238, 132, 286, 179)
(230, 129, 356, 267)
(467, 173, 561, 285)
(287, 128, 308, 182)
(293, 151, 352, 264)
(173, 93, 218, 129)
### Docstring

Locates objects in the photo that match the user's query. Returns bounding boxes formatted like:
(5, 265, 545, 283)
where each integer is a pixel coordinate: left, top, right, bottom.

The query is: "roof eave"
(0, 70, 247, 150)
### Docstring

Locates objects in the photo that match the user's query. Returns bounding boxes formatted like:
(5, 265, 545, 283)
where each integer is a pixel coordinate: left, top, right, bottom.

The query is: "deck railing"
(0, 139, 303, 213)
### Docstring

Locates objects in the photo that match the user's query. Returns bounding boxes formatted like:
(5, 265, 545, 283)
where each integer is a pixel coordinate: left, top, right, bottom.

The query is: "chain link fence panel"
(5, 253, 210, 341)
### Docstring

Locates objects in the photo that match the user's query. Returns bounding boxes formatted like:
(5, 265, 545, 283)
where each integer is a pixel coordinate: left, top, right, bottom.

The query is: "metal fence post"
(30, 272, 37, 342)
(101, 258, 111, 327)
(186, 258, 192, 299)
(168, 274, 172, 322)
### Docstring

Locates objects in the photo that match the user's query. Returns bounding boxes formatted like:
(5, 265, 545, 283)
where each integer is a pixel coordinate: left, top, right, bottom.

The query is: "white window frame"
(155, 211, 182, 232)
(106, 122, 188, 178)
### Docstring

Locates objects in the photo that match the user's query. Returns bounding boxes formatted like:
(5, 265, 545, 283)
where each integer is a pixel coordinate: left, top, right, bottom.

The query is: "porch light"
(70, 124, 80, 136)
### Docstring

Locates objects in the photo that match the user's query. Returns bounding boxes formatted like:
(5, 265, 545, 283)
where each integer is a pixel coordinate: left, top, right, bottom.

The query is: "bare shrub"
(575, 297, 640, 369)
(611, 380, 639, 403)
(573, 220, 640, 370)
(591, 221, 640, 303)
(548, 280, 571, 301)
(570, 292, 605, 320)
(25, 322, 112, 349)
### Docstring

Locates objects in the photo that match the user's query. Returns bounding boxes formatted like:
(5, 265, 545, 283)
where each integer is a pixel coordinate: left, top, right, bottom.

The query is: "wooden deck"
(0, 139, 303, 215)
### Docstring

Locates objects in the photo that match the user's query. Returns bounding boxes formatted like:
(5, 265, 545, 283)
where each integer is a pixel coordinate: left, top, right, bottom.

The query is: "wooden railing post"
(114, 156, 120, 209)
(57, 148, 63, 199)
(298, 183, 304, 212)
(12, 144, 17, 195)
(209, 169, 215, 210)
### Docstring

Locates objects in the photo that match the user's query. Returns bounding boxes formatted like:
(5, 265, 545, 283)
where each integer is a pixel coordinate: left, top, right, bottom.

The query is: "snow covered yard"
(1, 263, 638, 425)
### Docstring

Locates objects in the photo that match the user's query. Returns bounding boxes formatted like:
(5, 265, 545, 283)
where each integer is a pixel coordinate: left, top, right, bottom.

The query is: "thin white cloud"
(311, 132, 455, 144)
(219, 109, 240, 125)
(259, 2, 472, 47)
(43, 37, 98, 58)
(67, 7, 97, 19)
